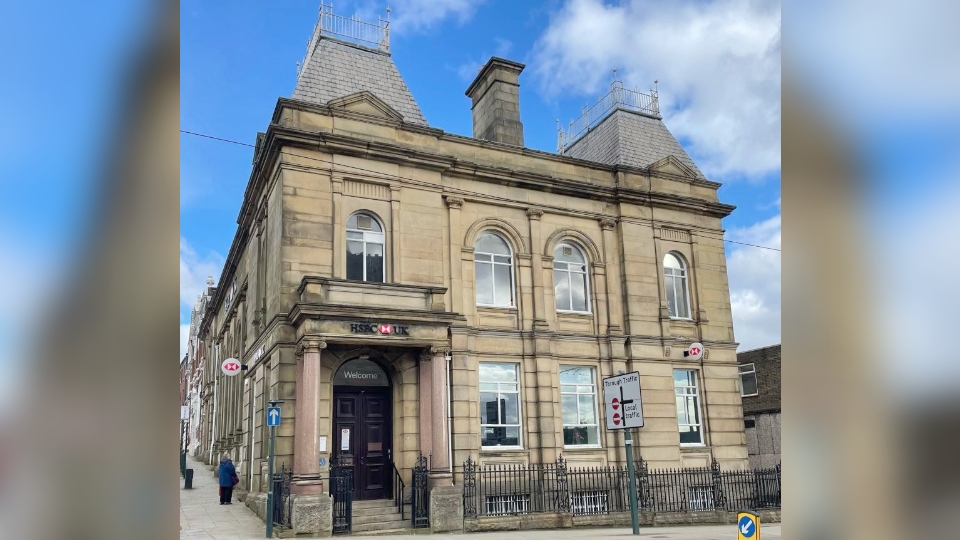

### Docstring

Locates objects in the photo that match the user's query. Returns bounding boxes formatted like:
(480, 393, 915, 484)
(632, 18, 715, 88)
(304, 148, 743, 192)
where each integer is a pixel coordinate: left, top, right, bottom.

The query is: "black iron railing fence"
(462, 456, 780, 518)
(271, 465, 293, 527)
(411, 454, 430, 528)
(330, 457, 353, 535)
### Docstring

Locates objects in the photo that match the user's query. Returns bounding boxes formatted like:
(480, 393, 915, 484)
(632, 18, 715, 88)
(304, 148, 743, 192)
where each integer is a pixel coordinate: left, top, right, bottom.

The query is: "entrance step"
(350, 499, 413, 534)
(353, 499, 401, 510)
(353, 510, 406, 526)
(352, 527, 432, 536)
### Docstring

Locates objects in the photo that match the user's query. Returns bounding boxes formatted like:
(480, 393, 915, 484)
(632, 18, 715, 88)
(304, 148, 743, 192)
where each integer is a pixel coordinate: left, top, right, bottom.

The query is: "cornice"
(287, 302, 464, 328)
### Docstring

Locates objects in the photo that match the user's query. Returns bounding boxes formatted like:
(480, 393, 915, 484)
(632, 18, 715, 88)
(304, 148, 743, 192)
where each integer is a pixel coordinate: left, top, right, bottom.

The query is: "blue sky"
(180, 0, 783, 356)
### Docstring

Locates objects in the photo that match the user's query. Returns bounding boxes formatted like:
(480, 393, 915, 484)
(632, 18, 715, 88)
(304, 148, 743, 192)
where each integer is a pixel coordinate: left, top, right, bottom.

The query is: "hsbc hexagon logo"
(221, 358, 242, 376)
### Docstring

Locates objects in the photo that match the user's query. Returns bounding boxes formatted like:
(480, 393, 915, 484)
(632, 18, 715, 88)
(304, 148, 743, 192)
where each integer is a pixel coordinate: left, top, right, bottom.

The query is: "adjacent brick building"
(737, 344, 781, 468)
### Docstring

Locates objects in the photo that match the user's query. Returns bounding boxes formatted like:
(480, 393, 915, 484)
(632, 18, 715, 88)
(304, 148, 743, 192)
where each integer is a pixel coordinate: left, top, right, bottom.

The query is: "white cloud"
(179, 236, 223, 312)
(726, 213, 781, 351)
(532, 0, 781, 180)
(390, 0, 486, 34)
(180, 323, 190, 360)
(179, 237, 222, 361)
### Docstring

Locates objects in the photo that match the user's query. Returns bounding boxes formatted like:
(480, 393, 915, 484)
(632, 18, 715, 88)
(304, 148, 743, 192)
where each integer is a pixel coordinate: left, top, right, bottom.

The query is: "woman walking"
(217, 452, 238, 505)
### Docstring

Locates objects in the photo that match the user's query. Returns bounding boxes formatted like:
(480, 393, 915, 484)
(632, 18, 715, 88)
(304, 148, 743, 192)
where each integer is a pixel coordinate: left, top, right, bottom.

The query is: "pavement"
(179, 454, 266, 540)
(179, 453, 781, 540)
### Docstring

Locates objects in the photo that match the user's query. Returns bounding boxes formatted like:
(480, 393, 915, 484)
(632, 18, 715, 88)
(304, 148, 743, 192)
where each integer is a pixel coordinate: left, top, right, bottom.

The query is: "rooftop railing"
(298, 3, 391, 78)
(558, 80, 660, 153)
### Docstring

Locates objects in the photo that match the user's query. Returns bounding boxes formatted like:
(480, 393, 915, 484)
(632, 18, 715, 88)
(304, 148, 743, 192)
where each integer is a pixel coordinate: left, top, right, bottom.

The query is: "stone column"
(445, 196, 464, 314)
(427, 346, 452, 486)
(293, 338, 326, 494)
(418, 352, 434, 461)
(599, 218, 624, 333)
(526, 208, 549, 329)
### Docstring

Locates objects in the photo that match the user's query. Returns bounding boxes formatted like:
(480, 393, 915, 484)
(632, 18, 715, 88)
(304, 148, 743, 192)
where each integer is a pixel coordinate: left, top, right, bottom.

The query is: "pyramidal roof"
(292, 35, 427, 125)
(559, 84, 704, 178)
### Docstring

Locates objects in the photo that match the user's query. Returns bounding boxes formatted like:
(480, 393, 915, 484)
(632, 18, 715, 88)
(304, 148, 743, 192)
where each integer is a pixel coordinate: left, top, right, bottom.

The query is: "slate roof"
(292, 37, 427, 125)
(561, 108, 704, 178)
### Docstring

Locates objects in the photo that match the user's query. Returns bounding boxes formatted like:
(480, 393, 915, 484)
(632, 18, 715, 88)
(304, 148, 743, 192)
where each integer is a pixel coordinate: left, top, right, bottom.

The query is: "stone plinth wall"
(291, 494, 333, 536)
(466, 508, 781, 532)
(430, 486, 464, 533)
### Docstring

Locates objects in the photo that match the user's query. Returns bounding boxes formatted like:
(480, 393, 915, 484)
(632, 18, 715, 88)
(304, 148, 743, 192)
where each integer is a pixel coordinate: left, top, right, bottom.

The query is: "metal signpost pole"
(606, 370, 643, 536)
(265, 399, 283, 538)
(625, 430, 639, 535)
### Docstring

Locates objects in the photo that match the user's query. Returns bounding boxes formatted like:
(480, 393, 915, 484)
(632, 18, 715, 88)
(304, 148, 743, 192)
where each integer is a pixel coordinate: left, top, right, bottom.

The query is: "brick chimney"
(465, 57, 525, 146)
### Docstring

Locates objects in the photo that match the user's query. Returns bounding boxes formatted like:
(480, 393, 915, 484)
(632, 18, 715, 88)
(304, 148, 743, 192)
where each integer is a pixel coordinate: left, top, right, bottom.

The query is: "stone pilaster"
(599, 218, 624, 333)
(526, 208, 549, 329)
(445, 196, 464, 314)
(293, 338, 327, 494)
(390, 185, 402, 283)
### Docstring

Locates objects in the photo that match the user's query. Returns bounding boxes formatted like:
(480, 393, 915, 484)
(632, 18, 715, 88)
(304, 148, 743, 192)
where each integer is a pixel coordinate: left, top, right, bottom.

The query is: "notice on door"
(340, 428, 350, 451)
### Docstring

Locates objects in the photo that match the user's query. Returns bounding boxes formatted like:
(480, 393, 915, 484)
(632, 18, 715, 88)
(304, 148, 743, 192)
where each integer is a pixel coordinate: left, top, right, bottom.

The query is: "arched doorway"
(333, 357, 392, 500)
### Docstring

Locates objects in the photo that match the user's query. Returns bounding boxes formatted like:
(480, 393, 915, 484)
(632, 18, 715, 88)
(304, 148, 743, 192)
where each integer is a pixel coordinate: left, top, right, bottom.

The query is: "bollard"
(184, 468, 194, 489)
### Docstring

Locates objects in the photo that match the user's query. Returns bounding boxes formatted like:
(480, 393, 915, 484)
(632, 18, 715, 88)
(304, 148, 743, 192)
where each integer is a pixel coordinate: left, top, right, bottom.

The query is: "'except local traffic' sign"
(267, 406, 281, 427)
(602, 372, 644, 430)
(221, 358, 242, 376)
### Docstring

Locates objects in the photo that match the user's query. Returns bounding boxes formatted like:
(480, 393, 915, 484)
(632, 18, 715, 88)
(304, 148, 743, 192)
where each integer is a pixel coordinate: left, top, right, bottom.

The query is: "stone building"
(194, 6, 748, 531)
(738, 344, 781, 469)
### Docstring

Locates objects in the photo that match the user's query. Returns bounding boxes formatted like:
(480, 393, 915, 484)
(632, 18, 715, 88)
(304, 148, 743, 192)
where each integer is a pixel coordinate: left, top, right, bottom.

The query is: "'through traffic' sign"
(602, 372, 644, 430)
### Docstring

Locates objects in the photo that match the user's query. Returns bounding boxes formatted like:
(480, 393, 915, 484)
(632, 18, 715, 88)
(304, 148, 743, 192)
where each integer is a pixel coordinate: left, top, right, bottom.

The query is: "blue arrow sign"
(267, 406, 281, 426)
(738, 515, 756, 538)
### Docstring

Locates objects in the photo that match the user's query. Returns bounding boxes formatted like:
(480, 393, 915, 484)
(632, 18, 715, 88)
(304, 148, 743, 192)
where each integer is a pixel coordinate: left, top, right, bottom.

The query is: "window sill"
(669, 317, 695, 322)
(480, 447, 527, 453)
(740, 393, 759, 398)
(679, 443, 708, 450)
(562, 445, 603, 451)
(557, 310, 593, 317)
(477, 305, 517, 311)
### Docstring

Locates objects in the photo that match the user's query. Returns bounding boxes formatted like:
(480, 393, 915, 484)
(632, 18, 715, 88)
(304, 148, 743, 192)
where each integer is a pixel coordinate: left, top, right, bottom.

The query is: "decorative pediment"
(649, 155, 698, 179)
(326, 91, 403, 121)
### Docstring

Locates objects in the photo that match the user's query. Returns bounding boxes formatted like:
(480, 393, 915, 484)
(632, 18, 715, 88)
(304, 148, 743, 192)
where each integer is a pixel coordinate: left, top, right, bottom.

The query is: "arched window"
(346, 212, 384, 283)
(663, 253, 691, 318)
(474, 232, 514, 307)
(554, 242, 590, 312)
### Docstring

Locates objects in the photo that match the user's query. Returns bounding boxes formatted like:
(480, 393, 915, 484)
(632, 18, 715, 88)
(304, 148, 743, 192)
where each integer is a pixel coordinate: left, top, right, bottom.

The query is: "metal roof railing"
(558, 80, 660, 153)
(298, 3, 391, 78)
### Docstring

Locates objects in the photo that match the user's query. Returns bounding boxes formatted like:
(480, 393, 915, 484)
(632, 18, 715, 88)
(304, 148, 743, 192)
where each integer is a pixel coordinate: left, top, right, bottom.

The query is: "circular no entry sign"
(221, 358, 242, 376)
(612, 397, 620, 410)
(613, 413, 621, 426)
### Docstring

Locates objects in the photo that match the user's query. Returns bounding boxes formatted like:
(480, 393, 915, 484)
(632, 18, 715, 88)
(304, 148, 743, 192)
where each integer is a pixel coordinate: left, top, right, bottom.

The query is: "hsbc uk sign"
(349, 323, 410, 336)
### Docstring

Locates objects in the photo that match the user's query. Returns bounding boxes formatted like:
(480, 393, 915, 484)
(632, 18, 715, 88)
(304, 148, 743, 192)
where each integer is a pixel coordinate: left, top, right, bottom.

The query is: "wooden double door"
(333, 387, 392, 500)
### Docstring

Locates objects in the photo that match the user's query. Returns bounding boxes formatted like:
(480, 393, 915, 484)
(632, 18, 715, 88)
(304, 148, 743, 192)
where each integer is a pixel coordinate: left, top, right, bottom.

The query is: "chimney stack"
(465, 57, 525, 146)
